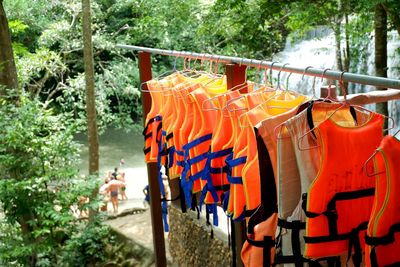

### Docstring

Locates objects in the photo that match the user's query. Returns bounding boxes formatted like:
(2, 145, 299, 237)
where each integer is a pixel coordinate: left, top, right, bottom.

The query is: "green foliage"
(61, 218, 115, 266)
(0, 92, 108, 266)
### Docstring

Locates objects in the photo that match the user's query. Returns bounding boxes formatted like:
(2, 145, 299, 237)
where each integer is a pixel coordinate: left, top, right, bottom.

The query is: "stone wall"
(168, 206, 232, 266)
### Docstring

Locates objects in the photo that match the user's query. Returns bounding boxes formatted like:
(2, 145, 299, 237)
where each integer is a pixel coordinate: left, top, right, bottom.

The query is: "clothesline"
(116, 44, 400, 90)
(119, 46, 400, 267)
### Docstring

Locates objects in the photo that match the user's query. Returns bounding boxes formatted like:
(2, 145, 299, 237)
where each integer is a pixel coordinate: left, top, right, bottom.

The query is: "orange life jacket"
(169, 81, 197, 178)
(241, 93, 306, 217)
(158, 75, 186, 167)
(275, 102, 371, 266)
(303, 112, 383, 263)
(241, 94, 306, 267)
(204, 90, 242, 206)
(143, 79, 165, 163)
(226, 93, 272, 220)
(365, 135, 400, 267)
(179, 77, 227, 215)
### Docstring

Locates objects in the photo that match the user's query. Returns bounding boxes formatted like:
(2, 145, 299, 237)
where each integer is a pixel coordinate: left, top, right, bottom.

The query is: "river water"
(75, 128, 149, 201)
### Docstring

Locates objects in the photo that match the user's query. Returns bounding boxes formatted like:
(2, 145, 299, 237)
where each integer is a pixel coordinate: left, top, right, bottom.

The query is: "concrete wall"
(168, 206, 232, 267)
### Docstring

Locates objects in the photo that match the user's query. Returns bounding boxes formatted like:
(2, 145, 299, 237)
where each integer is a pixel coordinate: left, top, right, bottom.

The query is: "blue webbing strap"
(199, 154, 219, 226)
(182, 134, 213, 151)
(221, 190, 230, 212)
(167, 146, 175, 168)
(181, 134, 213, 208)
(225, 155, 247, 185)
(156, 122, 169, 232)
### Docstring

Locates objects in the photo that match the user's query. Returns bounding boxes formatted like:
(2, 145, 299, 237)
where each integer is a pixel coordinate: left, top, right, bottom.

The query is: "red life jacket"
(365, 135, 400, 267)
(303, 112, 383, 263)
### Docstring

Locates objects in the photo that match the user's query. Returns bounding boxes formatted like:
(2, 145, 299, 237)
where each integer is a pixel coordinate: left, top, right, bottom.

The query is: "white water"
(274, 28, 400, 133)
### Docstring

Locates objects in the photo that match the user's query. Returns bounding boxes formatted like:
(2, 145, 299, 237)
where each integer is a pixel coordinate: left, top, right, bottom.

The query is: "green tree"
(0, 92, 103, 265)
(0, 0, 18, 94)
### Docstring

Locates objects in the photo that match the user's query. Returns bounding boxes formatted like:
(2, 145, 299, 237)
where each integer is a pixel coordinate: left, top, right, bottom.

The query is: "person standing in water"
(106, 176, 125, 214)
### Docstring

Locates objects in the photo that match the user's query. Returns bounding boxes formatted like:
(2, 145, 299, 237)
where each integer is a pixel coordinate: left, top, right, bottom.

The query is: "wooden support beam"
(226, 63, 248, 94)
(225, 63, 247, 267)
(138, 51, 167, 267)
(337, 89, 400, 105)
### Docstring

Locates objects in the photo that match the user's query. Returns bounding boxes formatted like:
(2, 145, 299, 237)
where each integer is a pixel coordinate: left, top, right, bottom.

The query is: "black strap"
(247, 205, 277, 234)
(386, 262, 400, 267)
(263, 236, 272, 267)
(347, 226, 363, 267)
(304, 220, 369, 244)
(210, 165, 229, 174)
(277, 218, 306, 230)
(246, 235, 275, 248)
(159, 147, 168, 156)
(369, 247, 378, 267)
(144, 132, 152, 140)
(142, 116, 161, 135)
(365, 222, 400, 246)
(143, 147, 151, 155)
(166, 132, 173, 141)
(161, 194, 181, 202)
(305, 101, 358, 139)
(307, 104, 317, 138)
(213, 184, 230, 192)
(274, 219, 306, 267)
(303, 188, 374, 241)
(191, 194, 200, 219)
(179, 179, 187, 213)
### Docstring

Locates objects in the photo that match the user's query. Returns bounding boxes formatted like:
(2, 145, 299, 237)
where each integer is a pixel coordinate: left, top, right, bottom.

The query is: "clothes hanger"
(237, 64, 297, 128)
(273, 66, 317, 140)
(222, 59, 278, 112)
(363, 126, 400, 177)
(296, 71, 395, 151)
(202, 57, 251, 111)
(224, 62, 279, 113)
(139, 52, 183, 93)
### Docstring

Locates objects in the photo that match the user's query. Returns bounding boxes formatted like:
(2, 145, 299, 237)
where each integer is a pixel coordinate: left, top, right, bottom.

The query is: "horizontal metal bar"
(116, 44, 400, 90)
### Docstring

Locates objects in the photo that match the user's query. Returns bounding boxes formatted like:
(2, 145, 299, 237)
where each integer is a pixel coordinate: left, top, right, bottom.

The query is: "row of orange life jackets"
(142, 71, 400, 267)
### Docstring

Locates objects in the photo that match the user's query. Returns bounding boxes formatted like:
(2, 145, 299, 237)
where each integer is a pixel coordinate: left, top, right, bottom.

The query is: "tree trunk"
(344, 14, 350, 72)
(82, 0, 99, 175)
(0, 0, 18, 95)
(375, 4, 388, 130)
(382, 3, 400, 36)
(82, 0, 99, 219)
(334, 23, 343, 72)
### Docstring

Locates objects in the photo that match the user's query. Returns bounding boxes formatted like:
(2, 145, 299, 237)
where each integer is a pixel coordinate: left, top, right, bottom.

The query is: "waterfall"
(273, 28, 400, 133)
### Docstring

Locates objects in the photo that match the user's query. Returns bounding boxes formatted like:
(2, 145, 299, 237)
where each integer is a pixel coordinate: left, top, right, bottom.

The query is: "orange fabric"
(143, 73, 181, 163)
(241, 213, 278, 267)
(366, 135, 400, 267)
(143, 80, 165, 163)
(228, 94, 270, 219)
(241, 94, 306, 267)
(242, 94, 306, 217)
(169, 82, 192, 178)
(205, 90, 242, 204)
(304, 112, 383, 259)
(187, 86, 219, 193)
(174, 83, 202, 178)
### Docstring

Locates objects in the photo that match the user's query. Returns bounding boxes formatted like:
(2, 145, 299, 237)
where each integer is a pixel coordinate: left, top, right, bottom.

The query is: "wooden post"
(225, 63, 247, 267)
(138, 51, 167, 267)
(226, 63, 248, 94)
(320, 85, 337, 100)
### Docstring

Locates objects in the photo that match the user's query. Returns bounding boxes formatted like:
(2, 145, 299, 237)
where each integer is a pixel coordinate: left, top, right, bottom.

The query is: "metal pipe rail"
(116, 44, 400, 90)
